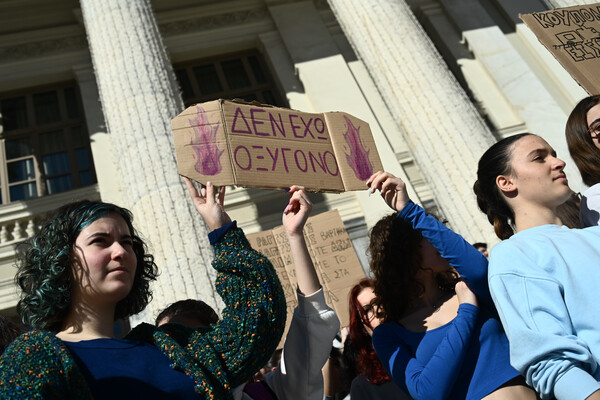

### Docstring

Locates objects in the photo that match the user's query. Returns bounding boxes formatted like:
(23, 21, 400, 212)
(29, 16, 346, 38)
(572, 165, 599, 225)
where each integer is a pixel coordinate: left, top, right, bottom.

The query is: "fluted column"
(328, 0, 498, 242)
(79, 0, 219, 323)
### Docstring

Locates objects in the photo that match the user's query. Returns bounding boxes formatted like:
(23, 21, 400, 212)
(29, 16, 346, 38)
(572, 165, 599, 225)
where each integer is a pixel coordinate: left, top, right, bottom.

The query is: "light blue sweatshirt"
(488, 224, 600, 400)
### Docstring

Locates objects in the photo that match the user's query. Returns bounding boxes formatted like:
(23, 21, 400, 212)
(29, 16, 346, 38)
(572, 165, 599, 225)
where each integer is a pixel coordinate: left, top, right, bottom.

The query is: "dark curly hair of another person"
(369, 214, 458, 324)
(15, 200, 158, 332)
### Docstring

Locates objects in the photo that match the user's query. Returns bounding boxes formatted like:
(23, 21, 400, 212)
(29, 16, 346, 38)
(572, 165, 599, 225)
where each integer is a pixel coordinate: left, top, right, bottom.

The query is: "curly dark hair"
(369, 214, 458, 323)
(16, 200, 158, 332)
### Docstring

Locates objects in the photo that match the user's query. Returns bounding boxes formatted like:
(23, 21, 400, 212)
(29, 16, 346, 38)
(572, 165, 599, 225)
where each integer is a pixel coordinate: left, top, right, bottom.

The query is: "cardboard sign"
(246, 209, 366, 345)
(521, 4, 600, 94)
(172, 99, 383, 192)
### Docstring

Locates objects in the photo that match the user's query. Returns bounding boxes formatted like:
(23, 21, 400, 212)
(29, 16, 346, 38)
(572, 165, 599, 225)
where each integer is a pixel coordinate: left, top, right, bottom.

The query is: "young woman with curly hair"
(565, 94, 600, 227)
(0, 178, 286, 399)
(366, 171, 537, 400)
(343, 278, 410, 399)
(475, 133, 600, 399)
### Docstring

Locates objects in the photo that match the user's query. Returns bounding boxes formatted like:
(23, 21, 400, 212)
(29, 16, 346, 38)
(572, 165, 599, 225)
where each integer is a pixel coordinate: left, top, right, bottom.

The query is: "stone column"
(73, 64, 124, 203)
(328, 0, 498, 242)
(79, 0, 219, 323)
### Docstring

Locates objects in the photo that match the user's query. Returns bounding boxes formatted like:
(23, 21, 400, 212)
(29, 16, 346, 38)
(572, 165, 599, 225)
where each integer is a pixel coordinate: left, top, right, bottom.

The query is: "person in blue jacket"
(474, 133, 600, 400)
(366, 171, 537, 400)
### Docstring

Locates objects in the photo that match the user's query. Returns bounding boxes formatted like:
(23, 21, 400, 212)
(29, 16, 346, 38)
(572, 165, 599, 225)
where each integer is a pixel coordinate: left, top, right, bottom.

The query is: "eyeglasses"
(361, 304, 377, 321)
(588, 120, 600, 139)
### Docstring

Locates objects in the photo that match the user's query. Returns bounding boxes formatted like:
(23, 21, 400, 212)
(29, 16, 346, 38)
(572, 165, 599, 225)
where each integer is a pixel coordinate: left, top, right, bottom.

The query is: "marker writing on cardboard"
(231, 107, 329, 141)
(533, 7, 600, 28)
(233, 144, 340, 176)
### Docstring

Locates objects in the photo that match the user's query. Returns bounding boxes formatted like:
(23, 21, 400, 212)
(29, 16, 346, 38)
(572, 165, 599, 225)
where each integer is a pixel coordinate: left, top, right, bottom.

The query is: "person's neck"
(413, 272, 449, 310)
(513, 203, 562, 233)
(57, 300, 117, 341)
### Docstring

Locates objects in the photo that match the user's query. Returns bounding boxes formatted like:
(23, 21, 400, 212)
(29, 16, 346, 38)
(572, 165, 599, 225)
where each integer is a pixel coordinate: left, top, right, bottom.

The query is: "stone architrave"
(327, 0, 498, 242)
(79, 0, 220, 323)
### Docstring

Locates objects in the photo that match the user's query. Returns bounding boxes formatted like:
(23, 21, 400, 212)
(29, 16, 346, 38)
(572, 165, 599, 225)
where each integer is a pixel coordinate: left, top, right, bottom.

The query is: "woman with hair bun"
(366, 171, 536, 400)
(475, 133, 600, 399)
(565, 95, 600, 227)
(0, 178, 286, 399)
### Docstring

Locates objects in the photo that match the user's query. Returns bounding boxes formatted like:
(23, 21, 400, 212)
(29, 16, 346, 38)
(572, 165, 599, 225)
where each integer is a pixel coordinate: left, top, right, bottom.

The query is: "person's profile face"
(503, 135, 571, 209)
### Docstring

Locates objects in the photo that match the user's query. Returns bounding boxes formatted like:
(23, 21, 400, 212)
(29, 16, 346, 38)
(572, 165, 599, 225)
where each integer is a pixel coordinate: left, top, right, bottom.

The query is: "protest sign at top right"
(521, 3, 600, 95)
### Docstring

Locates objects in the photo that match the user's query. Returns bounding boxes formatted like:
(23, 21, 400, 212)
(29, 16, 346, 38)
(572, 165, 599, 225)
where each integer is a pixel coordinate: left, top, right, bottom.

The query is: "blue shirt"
(65, 338, 197, 399)
(489, 224, 600, 399)
(372, 201, 519, 399)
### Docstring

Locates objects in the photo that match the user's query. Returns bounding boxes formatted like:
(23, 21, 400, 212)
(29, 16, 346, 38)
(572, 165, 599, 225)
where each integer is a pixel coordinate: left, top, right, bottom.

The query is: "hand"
(366, 171, 410, 212)
(183, 177, 231, 231)
(455, 281, 478, 307)
(282, 186, 313, 237)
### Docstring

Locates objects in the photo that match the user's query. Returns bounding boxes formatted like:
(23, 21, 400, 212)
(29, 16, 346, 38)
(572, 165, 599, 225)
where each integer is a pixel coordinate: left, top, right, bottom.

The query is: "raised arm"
(367, 171, 490, 302)
(282, 186, 320, 295)
(264, 186, 340, 400)
(182, 178, 287, 389)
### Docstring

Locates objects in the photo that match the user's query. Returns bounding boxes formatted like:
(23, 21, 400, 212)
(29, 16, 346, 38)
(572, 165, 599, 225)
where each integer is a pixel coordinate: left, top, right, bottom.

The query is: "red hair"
(347, 278, 391, 384)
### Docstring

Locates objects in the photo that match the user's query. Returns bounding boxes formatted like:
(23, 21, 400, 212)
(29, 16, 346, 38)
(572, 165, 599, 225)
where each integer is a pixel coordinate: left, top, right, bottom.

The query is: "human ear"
(496, 175, 516, 194)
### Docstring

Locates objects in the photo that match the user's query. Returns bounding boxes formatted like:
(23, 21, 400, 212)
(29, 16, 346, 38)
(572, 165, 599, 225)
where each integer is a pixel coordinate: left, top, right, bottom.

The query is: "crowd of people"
(1, 95, 600, 399)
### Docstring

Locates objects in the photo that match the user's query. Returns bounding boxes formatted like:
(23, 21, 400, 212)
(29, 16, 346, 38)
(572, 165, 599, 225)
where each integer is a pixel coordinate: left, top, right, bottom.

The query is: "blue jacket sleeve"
(372, 304, 479, 399)
(398, 201, 490, 303)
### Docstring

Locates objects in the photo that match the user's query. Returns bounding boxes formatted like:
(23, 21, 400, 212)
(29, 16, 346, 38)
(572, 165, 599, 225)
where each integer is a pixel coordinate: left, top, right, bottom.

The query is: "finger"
(217, 185, 226, 207)
(296, 190, 313, 211)
(204, 181, 216, 205)
(366, 171, 384, 187)
(287, 185, 304, 195)
(287, 195, 300, 214)
(283, 198, 298, 214)
(182, 176, 201, 199)
(369, 172, 388, 194)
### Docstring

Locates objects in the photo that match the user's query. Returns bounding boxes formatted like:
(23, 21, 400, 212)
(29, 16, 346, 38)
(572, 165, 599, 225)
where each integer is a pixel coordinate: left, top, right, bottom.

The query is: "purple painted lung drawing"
(188, 105, 224, 176)
(343, 116, 373, 181)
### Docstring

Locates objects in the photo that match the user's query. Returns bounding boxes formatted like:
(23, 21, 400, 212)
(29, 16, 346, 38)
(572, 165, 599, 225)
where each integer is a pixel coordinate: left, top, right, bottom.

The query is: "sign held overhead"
(520, 3, 600, 94)
(246, 209, 366, 337)
(172, 99, 383, 192)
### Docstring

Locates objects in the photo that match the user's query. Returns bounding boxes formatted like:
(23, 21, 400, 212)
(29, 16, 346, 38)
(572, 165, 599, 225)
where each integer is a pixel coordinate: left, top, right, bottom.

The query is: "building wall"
(0, 0, 589, 316)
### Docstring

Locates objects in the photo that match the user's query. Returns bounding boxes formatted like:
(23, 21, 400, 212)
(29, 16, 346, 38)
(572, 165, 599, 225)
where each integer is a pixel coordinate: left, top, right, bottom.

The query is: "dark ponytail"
(474, 133, 533, 240)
